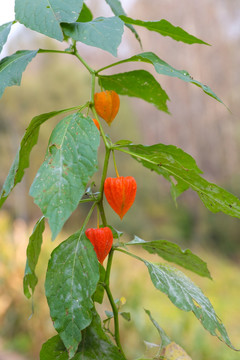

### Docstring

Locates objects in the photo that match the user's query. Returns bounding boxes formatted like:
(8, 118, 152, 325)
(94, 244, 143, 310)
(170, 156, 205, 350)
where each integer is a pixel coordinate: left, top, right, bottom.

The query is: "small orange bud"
(94, 90, 120, 125)
(92, 118, 100, 130)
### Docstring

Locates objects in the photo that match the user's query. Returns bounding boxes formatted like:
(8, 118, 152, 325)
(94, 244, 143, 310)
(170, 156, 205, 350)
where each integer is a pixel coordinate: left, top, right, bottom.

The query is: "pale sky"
(0, 0, 15, 25)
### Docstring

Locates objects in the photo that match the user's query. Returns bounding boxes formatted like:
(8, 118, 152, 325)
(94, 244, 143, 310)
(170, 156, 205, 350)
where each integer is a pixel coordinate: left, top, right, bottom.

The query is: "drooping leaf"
(45, 230, 100, 358)
(0, 105, 81, 209)
(30, 113, 100, 240)
(105, 0, 142, 46)
(40, 309, 125, 360)
(77, 3, 93, 23)
(93, 264, 105, 304)
(40, 335, 68, 360)
(0, 21, 13, 53)
(120, 16, 209, 45)
(23, 217, 45, 299)
(62, 17, 124, 56)
(0, 50, 38, 99)
(144, 261, 236, 349)
(144, 309, 171, 348)
(127, 236, 211, 279)
(100, 52, 223, 104)
(99, 70, 169, 113)
(117, 144, 240, 219)
(15, 0, 84, 41)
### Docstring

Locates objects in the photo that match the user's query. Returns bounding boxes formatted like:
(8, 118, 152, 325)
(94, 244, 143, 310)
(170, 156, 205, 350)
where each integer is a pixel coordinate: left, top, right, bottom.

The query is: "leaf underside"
(15, 0, 84, 41)
(29, 113, 100, 239)
(117, 144, 240, 219)
(0, 21, 13, 53)
(45, 230, 100, 358)
(145, 262, 236, 349)
(0, 106, 80, 209)
(127, 236, 211, 278)
(62, 16, 124, 56)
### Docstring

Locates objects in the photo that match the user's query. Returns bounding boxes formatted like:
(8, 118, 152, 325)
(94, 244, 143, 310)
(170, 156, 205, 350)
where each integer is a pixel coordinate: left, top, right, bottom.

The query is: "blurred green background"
(0, 0, 240, 359)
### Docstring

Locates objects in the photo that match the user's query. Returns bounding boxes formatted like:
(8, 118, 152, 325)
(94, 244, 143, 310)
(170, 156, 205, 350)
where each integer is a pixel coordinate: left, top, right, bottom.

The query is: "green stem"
(104, 249, 126, 358)
(96, 59, 127, 74)
(73, 50, 95, 74)
(115, 248, 145, 263)
(82, 202, 97, 230)
(38, 48, 73, 55)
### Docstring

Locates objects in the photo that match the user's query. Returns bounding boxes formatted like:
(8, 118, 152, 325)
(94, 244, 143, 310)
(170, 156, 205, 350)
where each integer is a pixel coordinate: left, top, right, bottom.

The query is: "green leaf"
(0, 50, 38, 99)
(144, 262, 236, 349)
(93, 264, 105, 304)
(144, 309, 171, 347)
(29, 113, 100, 240)
(0, 22, 13, 53)
(40, 335, 68, 360)
(76, 3, 93, 23)
(117, 144, 240, 220)
(0, 105, 81, 209)
(99, 70, 169, 113)
(127, 236, 211, 279)
(120, 16, 209, 45)
(120, 311, 131, 321)
(15, 0, 84, 41)
(23, 217, 45, 299)
(45, 230, 100, 358)
(62, 16, 124, 56)
(40, 309, 126, 360)
(102, 52, 223, 104)
(105, 0, 142, 46)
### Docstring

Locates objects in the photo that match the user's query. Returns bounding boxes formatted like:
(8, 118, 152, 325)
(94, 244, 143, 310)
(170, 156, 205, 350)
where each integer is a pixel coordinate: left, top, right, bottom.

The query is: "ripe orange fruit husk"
(85, 227, 113, 264)
(92, 118, 100, 130)
(104, 176, 137, 219)
(94, 90, 120, 125)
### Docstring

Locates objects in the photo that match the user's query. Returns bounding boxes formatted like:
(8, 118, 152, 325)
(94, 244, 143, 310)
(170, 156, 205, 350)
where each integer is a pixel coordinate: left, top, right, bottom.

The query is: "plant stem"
(96, 59, 127, 74)
(73, 50, 95, 74)
(104, 249, 126, 359)
(82, 202, 97, 230)
(115, 248, 145, 263)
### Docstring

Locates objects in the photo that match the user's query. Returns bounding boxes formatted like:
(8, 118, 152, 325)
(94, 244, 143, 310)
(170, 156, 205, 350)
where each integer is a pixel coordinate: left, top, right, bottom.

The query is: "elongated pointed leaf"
(99, 70, 169, 113)
(23, 217, 45, 299)
(15, 0, 84, 41)
(144, 262, 236, 349)
(127, 236, 211, 279)
(0, 21, 13, 53)
(120, 16, 209, 45)
(105, 0, 142, 46)
(62, 17, 124, 56)
(0, 50, 37, 99)
(45, 230, 100, 358)
(117, 144, 240, 219)
(30, 113, 100, 239)
(0, 105, 81, 208)
(40, 309, 126, 359)
(144, 309, 171, 347)
(101, 52, 223, 104)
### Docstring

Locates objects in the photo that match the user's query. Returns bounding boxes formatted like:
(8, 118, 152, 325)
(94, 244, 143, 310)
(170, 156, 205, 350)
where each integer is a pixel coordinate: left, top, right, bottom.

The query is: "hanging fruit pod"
(104, 176, 137, 219)
(85, 227, 113, 264)
(94, 90, 120, 125)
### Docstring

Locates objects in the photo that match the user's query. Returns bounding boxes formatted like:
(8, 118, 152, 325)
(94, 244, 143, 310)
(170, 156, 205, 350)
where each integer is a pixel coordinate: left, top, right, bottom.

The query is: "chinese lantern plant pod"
(0, 1, 239, 359)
